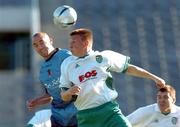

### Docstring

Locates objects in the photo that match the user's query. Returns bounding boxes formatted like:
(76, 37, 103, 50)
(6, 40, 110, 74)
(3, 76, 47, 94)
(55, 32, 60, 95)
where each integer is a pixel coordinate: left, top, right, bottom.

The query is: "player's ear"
(83, 40, 89, 48)
(50, 37, 53, 44)
(173, 97, 176, 103)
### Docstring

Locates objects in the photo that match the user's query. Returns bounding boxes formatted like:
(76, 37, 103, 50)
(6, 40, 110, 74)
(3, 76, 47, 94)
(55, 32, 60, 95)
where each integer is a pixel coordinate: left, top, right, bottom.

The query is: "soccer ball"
(53, 5, 77, 29)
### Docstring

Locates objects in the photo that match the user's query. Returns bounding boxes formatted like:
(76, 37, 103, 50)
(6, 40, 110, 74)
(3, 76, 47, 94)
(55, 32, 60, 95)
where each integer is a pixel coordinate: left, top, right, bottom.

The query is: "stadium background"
(0, 0, 179, 126)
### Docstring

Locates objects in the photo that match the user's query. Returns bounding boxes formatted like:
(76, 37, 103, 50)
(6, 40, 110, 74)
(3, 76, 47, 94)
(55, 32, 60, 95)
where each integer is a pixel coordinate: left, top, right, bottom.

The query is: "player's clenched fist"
(154, 77, 166, 89)
(68, 86, 81, 95)
(61, 86, 81, 101)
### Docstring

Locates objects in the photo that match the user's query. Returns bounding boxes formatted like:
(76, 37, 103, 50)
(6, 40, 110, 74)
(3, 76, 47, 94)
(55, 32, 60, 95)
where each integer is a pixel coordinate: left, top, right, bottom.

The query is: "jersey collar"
(77, 50, 94, 59)
(45, 48, 59, 62)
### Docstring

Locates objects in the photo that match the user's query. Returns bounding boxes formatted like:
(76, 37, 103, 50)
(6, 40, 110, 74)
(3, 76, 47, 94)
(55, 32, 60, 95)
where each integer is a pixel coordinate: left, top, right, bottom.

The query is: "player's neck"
(161, 109, 171, 115)
(78, 50, 92, 58)
(45, 48, 58, 61)
(162, 111, 170, 115)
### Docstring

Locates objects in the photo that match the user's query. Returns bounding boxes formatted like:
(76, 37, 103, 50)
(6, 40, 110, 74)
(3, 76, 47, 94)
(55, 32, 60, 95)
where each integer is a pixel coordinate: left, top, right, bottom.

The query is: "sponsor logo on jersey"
(171, 117, 178, 125)
(79, 70, 97, 82)
(44, 77, 60, 88)
(96, 55, 103, 63)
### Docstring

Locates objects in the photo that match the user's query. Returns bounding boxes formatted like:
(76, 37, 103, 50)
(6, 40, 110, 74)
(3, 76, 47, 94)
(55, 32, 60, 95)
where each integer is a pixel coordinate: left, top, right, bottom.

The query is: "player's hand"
(67, 86, 81, 96)
(61, 86, 81, 101)
(26, 100, 36, 111)
(155, 77, 166, 89)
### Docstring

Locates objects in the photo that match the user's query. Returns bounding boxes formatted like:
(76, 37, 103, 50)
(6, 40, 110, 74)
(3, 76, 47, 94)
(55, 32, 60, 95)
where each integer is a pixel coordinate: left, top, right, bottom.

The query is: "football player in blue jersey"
(26, 32, 77, 127)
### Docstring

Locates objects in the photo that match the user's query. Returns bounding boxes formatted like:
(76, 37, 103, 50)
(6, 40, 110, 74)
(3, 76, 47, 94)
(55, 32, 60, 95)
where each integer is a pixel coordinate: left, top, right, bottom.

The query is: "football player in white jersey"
(127, 84, 180, 127)
(59, 28, 166, 127)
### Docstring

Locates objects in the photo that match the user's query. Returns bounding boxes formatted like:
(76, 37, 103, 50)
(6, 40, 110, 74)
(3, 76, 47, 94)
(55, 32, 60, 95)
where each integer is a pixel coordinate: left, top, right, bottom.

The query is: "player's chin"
(70, 49, 77, 56)
(69, 47, 73, 52)
(69, 46, 73, 51)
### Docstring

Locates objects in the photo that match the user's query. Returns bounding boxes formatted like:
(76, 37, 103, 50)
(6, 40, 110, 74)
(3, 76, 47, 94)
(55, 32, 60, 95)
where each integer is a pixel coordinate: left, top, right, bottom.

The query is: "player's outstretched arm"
(27, 93, 52, 111)
(125, 64, 166, 88)
(61, 86, 81, 102)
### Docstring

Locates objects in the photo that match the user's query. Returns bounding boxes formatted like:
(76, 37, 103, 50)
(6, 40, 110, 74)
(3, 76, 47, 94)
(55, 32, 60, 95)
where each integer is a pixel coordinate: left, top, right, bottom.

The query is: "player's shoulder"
(136, 103, 157, 112)
(145, 103, 157, 108)
(100, 50, 129, 59)
(101, 50, 123, 55)
(101, 50, 117, 54)
(56, 48, 72, 56)
(174, 104, 180, 111)
(58, 48, 71, 54)
(90, 50, 110, 59)
(65, 55, 76, 61)
(61, 55, 77, 66)
(54, 49, 72, 61)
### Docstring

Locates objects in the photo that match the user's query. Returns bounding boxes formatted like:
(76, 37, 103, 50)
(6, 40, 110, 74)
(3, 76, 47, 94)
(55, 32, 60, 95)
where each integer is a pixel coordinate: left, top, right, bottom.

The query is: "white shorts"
(28, 109, 51, 127)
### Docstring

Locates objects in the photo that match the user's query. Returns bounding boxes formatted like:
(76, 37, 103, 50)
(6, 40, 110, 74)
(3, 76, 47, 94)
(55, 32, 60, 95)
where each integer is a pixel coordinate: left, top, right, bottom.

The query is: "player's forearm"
(61, 91, 73, 102)
(37, 96, 52, 105)
(126, 64, 163, 82)
(33, 94, 52, 106)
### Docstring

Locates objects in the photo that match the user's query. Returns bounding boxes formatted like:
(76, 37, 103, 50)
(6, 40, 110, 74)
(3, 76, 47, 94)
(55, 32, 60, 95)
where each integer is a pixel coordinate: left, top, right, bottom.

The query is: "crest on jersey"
(96, 55, 103, 63)
(171, 117, 178, 125)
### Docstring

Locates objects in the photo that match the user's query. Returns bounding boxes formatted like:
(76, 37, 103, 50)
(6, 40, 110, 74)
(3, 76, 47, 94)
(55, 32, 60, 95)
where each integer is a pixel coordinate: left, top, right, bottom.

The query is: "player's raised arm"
(125, 64, 166, 88)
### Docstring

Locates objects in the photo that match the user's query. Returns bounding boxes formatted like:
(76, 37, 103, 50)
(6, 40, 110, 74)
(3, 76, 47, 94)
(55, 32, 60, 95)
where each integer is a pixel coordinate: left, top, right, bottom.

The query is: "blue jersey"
(39, 48, 77, 126)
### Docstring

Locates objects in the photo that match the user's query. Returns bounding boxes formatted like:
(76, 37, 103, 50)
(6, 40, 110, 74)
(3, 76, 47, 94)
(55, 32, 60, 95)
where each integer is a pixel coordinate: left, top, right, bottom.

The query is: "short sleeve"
(101, 50, 130, 73)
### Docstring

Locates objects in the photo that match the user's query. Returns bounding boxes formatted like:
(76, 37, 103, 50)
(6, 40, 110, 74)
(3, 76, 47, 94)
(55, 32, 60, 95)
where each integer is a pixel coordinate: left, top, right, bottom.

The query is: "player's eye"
(33, 43, 38, 48)
(163, 95, 169, 99)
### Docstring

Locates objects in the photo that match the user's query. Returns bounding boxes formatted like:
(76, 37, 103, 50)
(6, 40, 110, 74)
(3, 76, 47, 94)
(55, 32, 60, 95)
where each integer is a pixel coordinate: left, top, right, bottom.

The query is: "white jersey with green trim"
(127, 103, 180, 127)
(60, 50, 130, 110)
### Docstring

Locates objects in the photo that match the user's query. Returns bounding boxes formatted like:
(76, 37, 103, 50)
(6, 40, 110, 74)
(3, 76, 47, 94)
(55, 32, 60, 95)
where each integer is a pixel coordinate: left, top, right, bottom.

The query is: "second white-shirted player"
(127, 84, 180, 127)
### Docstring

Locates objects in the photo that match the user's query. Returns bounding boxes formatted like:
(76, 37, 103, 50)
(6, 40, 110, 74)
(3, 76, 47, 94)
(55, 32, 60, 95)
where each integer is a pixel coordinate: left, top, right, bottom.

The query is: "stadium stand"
(0, 0, 30, 6)
(0, 0, 179, 126)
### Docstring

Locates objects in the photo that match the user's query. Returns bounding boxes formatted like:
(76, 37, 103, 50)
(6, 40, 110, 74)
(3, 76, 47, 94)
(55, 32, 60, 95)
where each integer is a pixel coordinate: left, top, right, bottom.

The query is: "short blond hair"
(70, 28, 93, 43)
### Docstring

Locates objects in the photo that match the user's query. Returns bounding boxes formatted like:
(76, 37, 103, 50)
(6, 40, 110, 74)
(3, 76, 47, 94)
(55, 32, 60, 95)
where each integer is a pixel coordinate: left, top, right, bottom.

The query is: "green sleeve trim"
(122, 56, 130, 73)
(106, 66, 111, 72)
